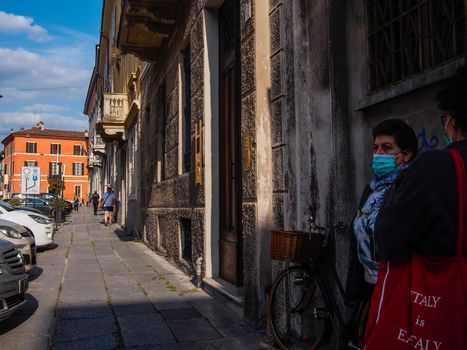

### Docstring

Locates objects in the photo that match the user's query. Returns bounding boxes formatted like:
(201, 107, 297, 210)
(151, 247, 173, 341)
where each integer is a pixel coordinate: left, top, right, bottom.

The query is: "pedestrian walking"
(364, 67, 467, 350)
(73, 197, 80, 212)
(99, 186, 116, 226)
(91, 191, 100, 215)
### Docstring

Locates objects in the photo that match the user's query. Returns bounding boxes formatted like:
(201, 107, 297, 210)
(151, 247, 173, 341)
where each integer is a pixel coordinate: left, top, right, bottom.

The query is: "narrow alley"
(0, 208, 271, 350)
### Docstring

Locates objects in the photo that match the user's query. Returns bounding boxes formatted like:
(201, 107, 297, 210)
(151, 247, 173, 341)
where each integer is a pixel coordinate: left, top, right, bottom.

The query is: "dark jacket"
(374, 139, 467, 262)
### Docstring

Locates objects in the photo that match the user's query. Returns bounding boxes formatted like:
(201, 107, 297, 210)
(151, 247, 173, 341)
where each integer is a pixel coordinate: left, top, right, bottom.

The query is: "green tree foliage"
(48, 176, 65, 196)
(8, 197, 22, 206)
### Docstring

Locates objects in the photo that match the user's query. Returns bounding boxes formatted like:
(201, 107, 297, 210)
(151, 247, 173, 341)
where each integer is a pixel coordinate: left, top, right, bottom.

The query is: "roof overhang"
(117, 0, 178, 62)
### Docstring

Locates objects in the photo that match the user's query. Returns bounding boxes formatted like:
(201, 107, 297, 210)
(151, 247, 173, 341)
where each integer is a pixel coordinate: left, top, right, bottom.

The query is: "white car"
(0, 201, 54, 247)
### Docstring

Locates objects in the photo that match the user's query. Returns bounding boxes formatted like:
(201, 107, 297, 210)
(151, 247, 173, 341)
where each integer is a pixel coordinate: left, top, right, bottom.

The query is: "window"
(3, 164, 7, 175)
(10, 161, 14, 175)
(24, 161, 38, 167)
(180, 218, 192, 261)
(72, 163, 84, 176)
(366, 0, 466, 91)
(50, 143, 61, 154)
(49, 162, 62, 176)
(74, 185, 82, 199)
(73, 145, 82, 155)
(26, 142, 37, 153)
(157, 84, 167, 182)
(182, 46, 192, 173)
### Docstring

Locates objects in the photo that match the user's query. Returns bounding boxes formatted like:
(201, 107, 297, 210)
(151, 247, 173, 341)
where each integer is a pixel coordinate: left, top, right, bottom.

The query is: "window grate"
(366, 0, 466, 92)
(219, 0, 237, 60)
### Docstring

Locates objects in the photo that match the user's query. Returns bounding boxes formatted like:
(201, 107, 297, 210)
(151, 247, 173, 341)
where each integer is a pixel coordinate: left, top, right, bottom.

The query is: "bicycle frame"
(306, 218, 364, 346)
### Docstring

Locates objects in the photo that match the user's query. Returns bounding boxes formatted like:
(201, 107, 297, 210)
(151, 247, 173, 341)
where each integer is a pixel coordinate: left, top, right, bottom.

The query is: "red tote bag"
(364, 148, 467, 350)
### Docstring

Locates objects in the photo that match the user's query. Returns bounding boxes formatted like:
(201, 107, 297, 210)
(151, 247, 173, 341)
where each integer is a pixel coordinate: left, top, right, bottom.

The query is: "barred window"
(26, 142, 37, 153)
(367, 0, 466, 92)
(72, 163, 84, 176)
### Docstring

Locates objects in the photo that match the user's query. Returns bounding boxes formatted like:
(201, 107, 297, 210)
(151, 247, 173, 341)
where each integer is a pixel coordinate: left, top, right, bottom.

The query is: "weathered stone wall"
(240, 0, 259, 323)
(347, 0, 466, 200)
(140, 0, 206, 277)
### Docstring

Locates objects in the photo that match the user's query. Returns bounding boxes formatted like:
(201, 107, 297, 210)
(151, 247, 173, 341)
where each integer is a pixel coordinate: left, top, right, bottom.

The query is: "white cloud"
(22, 104, 69, 113)
(0, 11, 51, 42)
(0, 111, 88, 132)
(0, 47, 91, 90)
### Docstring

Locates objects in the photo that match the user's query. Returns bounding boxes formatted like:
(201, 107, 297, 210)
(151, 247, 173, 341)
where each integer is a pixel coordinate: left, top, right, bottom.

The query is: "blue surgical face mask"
(443, 116, 454, 146)
(372, 154, 400, 178)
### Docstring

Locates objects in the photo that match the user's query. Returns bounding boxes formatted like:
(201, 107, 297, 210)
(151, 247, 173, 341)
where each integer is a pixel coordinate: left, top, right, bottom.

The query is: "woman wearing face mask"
(346, 119, 418, 303)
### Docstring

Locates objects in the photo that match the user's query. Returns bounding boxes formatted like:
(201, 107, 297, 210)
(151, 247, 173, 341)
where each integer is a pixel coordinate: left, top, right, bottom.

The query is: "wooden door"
(219, 0, 242, 286)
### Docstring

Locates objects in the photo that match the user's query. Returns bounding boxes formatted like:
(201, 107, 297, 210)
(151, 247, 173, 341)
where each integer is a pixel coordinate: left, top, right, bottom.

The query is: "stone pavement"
(0, 207, 273, 350)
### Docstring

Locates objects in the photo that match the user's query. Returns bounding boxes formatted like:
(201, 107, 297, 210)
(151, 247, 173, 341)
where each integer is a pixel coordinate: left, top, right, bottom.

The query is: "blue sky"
(0, 0, 102, 142)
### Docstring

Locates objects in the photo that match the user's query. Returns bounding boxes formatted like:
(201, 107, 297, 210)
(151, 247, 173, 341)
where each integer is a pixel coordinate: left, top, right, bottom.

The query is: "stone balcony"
(88, 155, 102, 168)
(92, 141, 106, 156)
(117, 0, 178, 62)
(96, 93, 128, 141)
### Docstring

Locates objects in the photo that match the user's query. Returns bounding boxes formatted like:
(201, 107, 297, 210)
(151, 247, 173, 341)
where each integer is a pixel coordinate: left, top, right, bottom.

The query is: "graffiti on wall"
(417, 128, 440, 152)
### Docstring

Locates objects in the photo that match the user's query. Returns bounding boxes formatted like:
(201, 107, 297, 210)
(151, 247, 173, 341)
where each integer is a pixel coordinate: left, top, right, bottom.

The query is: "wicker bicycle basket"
(270, 230, 325, 263)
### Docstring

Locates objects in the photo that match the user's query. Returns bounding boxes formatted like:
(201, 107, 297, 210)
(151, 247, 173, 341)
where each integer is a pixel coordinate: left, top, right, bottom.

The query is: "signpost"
(20, 167, 41, 194)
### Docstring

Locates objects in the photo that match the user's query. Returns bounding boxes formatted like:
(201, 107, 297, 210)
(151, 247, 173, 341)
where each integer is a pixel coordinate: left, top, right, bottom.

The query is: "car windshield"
(0, 201, 15, 212)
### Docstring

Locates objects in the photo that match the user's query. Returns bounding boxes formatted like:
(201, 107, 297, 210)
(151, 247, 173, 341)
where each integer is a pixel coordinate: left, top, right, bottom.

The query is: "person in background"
(100, 186, 116, 226)
(73, 197, 80, 212)
(347, 119, 418, 302)
(91, 191, 100, 215)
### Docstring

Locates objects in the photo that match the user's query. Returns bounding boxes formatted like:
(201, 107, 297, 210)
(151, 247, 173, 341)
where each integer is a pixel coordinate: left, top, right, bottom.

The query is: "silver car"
(0, 219, 36, 272)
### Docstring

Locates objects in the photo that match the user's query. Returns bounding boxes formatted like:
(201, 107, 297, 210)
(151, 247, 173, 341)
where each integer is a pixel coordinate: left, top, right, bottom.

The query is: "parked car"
(0, 201, 54, 248)
(20, 198, 54, 217)
(12, 193, 56, 203)
(0, 218, 36, 272)
(10, 205, 43, 215)
(0, 239, 28, 321)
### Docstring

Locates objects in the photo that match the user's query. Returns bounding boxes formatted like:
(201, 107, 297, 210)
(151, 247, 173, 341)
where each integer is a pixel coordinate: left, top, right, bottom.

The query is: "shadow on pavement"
(113, 228, 137, 242)
(37, 243, 58, 252)
(45, 298, 270, 349)
(0, 294, 39, 335)
(28, 266, 43, 282)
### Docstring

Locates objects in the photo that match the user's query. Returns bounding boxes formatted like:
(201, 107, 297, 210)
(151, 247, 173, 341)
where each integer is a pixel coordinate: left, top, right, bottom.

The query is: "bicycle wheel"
(268, 266, 330, 350)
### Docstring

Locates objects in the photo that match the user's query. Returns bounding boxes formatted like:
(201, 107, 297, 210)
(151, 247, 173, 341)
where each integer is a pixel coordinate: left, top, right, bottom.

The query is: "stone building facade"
(86, 0, 467, 337)
(84, 0, 143, 235)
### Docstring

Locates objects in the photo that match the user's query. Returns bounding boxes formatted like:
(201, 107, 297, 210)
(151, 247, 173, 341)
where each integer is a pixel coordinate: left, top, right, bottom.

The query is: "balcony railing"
(96, 93, 128, 141)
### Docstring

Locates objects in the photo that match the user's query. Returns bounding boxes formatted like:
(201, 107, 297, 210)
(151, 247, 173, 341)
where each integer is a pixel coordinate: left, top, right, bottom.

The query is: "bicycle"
(267, 216, 369, 350)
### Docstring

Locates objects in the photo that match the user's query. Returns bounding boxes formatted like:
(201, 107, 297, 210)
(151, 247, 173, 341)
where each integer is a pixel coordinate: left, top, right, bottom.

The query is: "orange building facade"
(1, 124, 89, 201)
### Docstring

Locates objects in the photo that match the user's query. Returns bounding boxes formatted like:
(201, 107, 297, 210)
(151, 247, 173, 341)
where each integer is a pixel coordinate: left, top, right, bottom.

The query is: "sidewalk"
(0, 207, 272, 350)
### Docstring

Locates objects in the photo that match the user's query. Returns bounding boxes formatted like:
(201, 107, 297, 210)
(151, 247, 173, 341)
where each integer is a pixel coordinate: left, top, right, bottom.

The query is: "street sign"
(21, 167, 41, 194)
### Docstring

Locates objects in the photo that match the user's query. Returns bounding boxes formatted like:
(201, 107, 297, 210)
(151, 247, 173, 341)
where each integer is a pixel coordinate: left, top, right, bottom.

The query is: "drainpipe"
(195, 256, 204, 288)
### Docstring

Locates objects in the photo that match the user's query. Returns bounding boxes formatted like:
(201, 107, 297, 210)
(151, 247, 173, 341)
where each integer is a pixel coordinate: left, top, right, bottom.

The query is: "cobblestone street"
(0, 208, 271, 349)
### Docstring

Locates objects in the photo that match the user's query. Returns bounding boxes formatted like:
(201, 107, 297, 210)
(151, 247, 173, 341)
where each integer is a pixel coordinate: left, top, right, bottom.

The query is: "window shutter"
(81, 163, 84, 176)
(58, 144, 61, 154)
(49, 162, 52, 175)
(35, 161, 38, 167)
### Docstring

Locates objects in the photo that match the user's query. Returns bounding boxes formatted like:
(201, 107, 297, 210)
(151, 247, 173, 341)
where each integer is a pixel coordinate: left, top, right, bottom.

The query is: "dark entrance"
(218, 0, 242, 286)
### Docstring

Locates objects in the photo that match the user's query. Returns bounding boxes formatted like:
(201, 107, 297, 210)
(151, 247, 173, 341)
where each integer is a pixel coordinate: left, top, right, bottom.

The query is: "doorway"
(218, 0, 242, 286)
